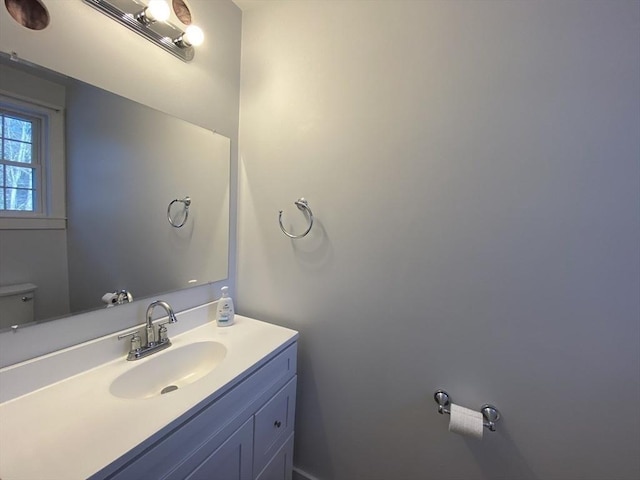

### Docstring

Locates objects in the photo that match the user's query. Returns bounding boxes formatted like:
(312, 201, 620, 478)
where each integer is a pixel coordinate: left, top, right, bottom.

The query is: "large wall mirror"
(0, 54, 230, 331)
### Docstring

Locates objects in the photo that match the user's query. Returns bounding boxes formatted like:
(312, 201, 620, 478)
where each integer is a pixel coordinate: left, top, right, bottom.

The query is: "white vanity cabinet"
(92, 342, 297, 480)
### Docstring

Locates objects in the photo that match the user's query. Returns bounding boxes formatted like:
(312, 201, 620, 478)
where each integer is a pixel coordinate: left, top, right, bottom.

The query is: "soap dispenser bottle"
(216, 286, 235, 327)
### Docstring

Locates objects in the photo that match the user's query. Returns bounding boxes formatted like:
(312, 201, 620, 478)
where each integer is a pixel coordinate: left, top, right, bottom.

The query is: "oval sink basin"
(110, 341, 227, 399)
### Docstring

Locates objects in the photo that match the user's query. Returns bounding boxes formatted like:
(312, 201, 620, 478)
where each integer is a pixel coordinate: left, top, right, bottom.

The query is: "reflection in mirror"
(0, 55, 230, 331)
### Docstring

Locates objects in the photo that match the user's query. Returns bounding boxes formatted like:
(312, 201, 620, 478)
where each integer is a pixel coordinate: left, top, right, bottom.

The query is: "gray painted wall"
(237, 1, 640, 479)
(65, 80, 229, 313)
(0, 229, 70, 321)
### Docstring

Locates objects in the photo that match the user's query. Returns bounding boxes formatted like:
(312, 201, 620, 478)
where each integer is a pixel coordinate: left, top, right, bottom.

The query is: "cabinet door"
(255, 433, 294, 480)
(185, 417, 254, 480)
(253, 377, 296, 475)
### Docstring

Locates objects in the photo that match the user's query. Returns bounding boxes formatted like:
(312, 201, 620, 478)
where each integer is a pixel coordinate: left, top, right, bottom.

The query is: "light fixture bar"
(82, 0, 195, 62)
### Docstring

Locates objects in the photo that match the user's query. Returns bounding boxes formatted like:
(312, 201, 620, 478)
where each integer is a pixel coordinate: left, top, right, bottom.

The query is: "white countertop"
(0, 306, 297, 480)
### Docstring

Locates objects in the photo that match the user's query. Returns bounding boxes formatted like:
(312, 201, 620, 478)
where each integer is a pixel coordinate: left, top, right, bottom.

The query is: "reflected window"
(0, 105, 43, 213)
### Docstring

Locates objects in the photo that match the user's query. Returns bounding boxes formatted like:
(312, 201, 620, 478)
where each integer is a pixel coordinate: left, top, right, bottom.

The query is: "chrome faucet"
(115, 290, 133, 305)
(118, 300, 178, 361)
(145, 300, 177, 346)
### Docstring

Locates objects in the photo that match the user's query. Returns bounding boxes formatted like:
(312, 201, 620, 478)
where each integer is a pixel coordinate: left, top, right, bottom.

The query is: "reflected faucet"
(118, 300, 178, 361)
(115, 290, 133, 305)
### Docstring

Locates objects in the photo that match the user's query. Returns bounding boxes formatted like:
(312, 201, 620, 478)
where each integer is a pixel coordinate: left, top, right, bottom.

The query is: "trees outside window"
(0, 107, 43, 214)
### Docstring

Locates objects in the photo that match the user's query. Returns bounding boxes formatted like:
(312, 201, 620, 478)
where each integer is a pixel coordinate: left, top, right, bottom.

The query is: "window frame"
(0, 92, 65, 230)
(0, 105, 46, 216)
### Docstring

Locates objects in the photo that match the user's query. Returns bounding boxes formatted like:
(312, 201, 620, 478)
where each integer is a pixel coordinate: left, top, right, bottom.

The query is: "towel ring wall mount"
(167, 196, 191, 228)
(279, 198, 314, 239)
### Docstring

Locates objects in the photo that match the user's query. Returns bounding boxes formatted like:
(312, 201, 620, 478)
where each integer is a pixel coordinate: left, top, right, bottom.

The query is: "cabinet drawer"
(253, 376, 296, 475)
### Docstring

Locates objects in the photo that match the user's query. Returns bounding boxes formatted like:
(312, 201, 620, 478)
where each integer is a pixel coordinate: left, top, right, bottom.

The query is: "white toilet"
(0, 283, 37, 330)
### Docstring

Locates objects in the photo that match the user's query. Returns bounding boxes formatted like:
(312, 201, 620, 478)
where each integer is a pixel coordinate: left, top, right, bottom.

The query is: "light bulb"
(183, 25, 204, 47)
(146, 0, 170, 23)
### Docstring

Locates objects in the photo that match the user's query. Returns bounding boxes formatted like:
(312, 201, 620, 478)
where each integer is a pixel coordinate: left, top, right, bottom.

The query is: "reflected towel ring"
(279, 198, 314, 239)
(167, 196, 191, 228)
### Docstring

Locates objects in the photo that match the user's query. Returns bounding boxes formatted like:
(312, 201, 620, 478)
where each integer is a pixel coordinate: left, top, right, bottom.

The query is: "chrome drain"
(161, 385, 178, 395)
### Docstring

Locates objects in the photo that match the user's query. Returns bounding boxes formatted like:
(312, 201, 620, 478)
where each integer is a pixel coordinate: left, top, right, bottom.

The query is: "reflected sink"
(110, 341, 227, 399)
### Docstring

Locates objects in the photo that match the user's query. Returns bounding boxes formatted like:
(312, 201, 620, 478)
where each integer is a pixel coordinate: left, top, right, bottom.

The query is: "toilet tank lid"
(0, 283, 38, 297)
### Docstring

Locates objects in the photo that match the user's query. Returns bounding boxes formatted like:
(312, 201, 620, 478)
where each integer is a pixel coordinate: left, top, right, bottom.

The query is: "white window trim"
(0, 92, 66, 230)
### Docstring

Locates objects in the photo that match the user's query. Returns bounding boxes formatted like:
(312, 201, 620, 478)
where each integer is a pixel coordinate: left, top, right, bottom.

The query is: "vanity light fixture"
(175, 25, 204, 47)
(134, 0, 170, 25)
(82, 0, 204, 62)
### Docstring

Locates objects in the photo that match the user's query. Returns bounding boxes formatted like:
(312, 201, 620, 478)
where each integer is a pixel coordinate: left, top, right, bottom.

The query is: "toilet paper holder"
(434, 389, 501, 432)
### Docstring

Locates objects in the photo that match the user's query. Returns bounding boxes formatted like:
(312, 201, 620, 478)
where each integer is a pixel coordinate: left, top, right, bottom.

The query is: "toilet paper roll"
(448, 403, 483, 440)
(101, 292, 117, 305)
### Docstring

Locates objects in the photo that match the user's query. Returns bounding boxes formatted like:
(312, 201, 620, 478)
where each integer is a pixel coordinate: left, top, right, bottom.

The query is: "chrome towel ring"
(167, 196, 191, 228)
(279, 198, 314, 239)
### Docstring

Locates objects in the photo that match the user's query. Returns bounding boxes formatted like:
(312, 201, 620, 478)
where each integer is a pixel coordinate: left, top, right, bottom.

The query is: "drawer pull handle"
(274, 420, 282, 428)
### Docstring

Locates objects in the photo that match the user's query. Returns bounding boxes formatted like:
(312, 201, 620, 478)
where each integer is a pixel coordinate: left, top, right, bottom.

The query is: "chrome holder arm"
(278, 198, 314, 239)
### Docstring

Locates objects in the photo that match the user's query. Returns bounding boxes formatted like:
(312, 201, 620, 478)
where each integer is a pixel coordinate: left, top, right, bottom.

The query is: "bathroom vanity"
(0, 303, 298, 480)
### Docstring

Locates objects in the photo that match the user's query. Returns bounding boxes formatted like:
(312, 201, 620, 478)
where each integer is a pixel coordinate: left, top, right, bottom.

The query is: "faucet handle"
(157, 321, 172, 343)
(118, 331, 142, 352)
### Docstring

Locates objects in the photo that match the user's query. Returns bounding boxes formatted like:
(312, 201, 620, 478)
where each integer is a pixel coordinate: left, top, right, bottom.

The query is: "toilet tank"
(0, 283, 37, 330)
